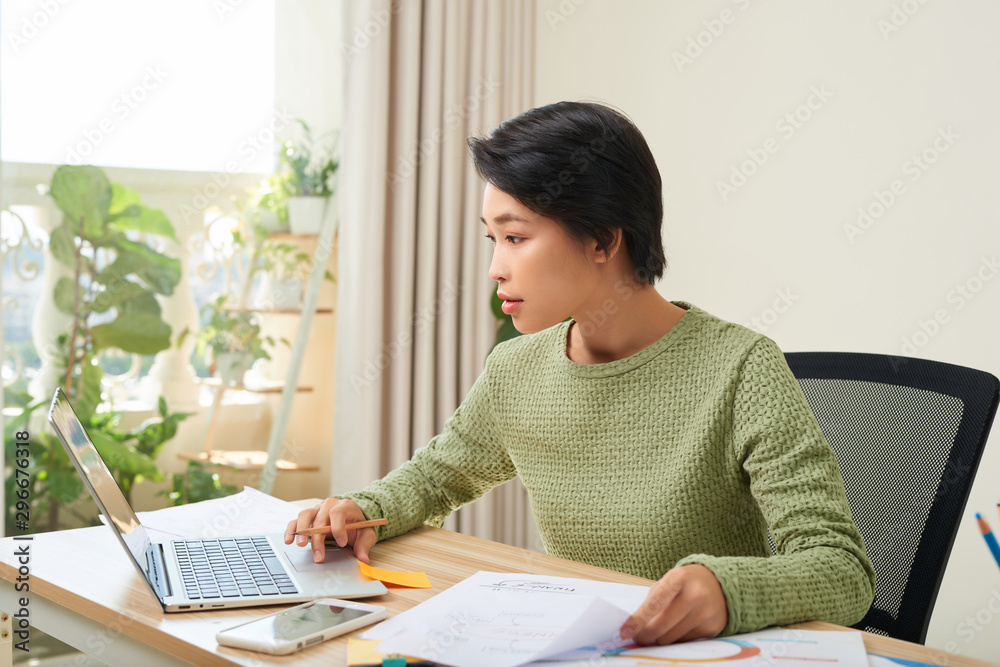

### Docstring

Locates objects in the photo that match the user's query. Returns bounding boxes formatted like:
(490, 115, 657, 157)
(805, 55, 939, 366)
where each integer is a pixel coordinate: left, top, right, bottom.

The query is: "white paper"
(535, 626, 871, 666)
(361, 571, 649, 667)
(131, 486, 304, 539)
(867, 656, 942, 667)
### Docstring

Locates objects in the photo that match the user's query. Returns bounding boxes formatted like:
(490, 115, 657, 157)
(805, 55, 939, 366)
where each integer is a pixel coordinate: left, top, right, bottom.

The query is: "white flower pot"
(288, 196, 329, 235)
(255, 274, 303, 309)
(269, 278, 303, 309)
(214, 351, 251, 386)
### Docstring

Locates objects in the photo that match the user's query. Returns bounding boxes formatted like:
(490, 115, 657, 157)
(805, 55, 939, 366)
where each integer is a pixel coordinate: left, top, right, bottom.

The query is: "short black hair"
(468, 101, 665, 285)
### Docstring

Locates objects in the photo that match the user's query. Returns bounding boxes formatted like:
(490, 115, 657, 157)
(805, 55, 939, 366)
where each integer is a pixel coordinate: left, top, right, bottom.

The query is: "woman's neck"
(567, 285, 686, 365)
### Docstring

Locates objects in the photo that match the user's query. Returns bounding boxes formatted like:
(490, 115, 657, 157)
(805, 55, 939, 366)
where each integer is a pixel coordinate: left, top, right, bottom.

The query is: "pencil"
(292, 518, 388, 536)
(975, 513, 1000, 570)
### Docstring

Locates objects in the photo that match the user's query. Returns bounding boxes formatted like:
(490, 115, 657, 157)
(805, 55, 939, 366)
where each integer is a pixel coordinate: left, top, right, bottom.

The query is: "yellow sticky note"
(357, 561, 431, 588)
(347, 638, 388, 666)
(347, 639, 431, 666)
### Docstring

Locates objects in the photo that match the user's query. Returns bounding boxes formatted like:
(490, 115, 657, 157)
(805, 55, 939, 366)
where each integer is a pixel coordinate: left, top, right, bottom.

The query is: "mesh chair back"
(784, 352, 999, 644)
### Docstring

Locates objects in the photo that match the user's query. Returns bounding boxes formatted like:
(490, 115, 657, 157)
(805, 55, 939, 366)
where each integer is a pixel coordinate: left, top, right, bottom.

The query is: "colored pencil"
(292, 518, 388, 536)
(975, 512, 1000, 570)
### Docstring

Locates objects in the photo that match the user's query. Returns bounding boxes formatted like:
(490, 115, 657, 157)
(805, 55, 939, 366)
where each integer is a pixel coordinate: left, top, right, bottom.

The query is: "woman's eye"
(506, 235, 522, 245)
(484, 234, 495, 244)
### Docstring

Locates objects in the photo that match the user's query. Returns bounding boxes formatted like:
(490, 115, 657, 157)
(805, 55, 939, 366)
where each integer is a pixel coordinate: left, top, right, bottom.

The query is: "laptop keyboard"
(173, 536, 298, 599)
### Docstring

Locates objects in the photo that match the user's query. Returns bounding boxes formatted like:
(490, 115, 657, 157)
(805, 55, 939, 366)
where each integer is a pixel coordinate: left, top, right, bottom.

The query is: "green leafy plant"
(278, 119, 339, 197)
(3, 399, 83, 533)
(196, 295, 278, 376)
(233, 119, 338, 229)
(237, 179, 294, 229)
(4, 164, 192, 533)
(45, 164, 181, 417)
(249, 238, 336, 284)
(161, 461, 238, 507)
(255, 240, 312, 281)
(4, 391, 191, 534)
(116, 397, 195, 498)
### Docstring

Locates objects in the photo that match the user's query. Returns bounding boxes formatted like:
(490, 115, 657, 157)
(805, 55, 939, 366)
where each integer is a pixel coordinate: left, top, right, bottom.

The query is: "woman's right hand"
(283, 498, 378, 564)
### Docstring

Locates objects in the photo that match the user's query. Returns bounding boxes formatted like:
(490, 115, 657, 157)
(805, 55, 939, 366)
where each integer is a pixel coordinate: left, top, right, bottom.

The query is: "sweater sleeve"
(340, 360, 517, 543)
(676, 337, 876, 635)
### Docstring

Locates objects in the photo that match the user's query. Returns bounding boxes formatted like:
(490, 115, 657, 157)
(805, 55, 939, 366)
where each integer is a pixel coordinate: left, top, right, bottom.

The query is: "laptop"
(48, 387, 387, 611)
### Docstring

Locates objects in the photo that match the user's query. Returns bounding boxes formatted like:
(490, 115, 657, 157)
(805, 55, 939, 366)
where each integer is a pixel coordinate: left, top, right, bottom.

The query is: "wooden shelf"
(194, 377, 314, 394)
(178, 450, 319, 472)
(224, 307, 334, 314)
(267, 232, 319, 241)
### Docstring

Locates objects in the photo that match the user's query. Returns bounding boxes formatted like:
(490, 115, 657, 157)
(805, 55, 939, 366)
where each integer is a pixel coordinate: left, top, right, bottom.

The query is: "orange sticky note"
(357, 561, 431, 588)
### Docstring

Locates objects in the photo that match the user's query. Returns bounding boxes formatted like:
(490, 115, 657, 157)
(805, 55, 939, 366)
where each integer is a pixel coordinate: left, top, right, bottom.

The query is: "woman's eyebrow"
(480, 212, 530, 225)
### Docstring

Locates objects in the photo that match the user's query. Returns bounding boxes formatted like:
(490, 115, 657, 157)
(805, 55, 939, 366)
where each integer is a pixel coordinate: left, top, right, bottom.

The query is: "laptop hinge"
(146, 543, 173, 599)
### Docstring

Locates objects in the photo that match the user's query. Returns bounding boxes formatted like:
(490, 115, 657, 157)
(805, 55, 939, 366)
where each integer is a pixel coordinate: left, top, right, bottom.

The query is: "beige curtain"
(333, 0, 541, 551)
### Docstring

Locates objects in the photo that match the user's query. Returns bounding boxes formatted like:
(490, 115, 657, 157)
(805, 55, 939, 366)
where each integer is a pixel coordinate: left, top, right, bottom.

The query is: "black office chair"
(784, 352, 999, 645)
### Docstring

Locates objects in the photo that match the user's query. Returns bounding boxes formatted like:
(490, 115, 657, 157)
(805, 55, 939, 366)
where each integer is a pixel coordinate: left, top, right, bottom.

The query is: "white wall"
(276, 0, 343, 136)
(535, 0, 1000, 660)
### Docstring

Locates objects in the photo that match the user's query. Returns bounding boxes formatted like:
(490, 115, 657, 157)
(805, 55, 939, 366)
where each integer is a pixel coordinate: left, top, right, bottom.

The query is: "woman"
(285, 101, 875, 645)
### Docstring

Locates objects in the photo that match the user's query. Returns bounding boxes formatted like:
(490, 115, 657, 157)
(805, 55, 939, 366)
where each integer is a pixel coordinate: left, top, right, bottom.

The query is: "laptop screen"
(48, 388, 156, 591)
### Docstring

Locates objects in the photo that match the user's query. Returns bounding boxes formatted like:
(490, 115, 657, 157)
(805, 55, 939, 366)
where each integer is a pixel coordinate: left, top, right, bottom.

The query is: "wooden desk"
(0, 525, 994, 666)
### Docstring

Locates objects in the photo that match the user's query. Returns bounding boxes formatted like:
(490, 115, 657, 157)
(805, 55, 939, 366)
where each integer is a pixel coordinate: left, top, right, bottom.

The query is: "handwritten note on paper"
(361, 571, 649, 667)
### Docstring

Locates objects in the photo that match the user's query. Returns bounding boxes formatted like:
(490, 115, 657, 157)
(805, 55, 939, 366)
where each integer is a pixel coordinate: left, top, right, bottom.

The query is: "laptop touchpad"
(282, 546, 356, 573)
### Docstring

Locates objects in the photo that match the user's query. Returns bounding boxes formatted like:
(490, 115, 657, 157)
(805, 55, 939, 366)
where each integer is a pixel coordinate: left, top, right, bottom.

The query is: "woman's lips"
(501, 299, 523, 315)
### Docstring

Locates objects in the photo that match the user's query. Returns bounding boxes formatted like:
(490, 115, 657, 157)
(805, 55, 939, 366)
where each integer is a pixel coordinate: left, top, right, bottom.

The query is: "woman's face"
(481, 184, 602, 334)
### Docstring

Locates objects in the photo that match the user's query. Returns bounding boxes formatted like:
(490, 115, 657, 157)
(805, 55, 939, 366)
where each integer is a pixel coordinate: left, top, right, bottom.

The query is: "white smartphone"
(215, 598, 388, 655)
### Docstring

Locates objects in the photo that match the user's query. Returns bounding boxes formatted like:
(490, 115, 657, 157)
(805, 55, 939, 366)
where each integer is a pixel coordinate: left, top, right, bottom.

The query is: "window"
(1, 0, 276, 173)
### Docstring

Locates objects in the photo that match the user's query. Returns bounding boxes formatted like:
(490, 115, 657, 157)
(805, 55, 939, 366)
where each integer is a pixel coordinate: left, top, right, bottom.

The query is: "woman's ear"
(592, 228, 623, 264)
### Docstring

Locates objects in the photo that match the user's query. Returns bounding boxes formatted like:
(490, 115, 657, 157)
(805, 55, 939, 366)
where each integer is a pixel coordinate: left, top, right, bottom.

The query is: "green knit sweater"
(345, 301, 875, 635)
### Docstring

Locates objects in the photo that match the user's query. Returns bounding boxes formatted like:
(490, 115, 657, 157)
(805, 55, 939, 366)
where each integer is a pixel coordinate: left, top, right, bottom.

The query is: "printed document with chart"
(361, 571, 869, 667)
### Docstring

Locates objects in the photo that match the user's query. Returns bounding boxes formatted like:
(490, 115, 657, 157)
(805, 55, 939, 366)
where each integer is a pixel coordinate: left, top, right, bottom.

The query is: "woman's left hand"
(619, 564, 728, 645)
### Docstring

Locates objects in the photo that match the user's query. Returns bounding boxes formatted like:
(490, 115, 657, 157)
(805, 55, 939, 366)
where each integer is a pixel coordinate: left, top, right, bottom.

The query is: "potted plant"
(3, 164, 192, 532)
(248, 238, 337, 309)
(254, 240, 309, 308)
(278, 119, 339, 235)
(161, 460, 238, 507)
(196, 295, 277, 385)
(235, 184, 288, 235)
